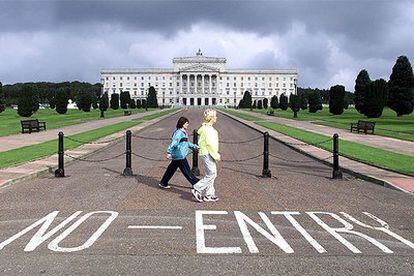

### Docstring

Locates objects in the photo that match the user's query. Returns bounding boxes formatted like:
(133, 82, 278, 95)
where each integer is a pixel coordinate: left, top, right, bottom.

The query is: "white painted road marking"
(128, 225, 183, 230)
(1, 210, 413, 254)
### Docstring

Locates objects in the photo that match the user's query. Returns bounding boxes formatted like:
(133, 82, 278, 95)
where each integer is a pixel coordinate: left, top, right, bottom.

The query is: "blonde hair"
(203, 109, 217, 123)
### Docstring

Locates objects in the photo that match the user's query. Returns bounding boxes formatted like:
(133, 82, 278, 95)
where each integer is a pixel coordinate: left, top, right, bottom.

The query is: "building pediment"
(179, 63, 220, 72)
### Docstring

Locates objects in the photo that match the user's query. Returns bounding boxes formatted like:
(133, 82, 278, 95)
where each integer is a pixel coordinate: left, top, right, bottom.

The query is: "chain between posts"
(221, 153, 263, 163)
(283, 137, 332, 147)
(131, 152, 170, 162)
(269, 152, 333, 163)
(65, 136, 122, 145)
(64, 152, 126, 162)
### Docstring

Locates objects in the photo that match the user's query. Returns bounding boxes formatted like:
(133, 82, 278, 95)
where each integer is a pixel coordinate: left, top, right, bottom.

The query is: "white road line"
(128, 225, 183, 230)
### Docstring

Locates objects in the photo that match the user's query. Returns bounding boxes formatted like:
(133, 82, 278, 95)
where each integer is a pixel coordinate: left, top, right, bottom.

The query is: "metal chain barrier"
(283, 137, 332, 147)
(221, 153, 263, 163)
(131, 152, 170, 162)
(269, 152, 332, 163)
(65, 136, 122, 145)
(64, 152, 125, 162)
(220, 135, 263, 144)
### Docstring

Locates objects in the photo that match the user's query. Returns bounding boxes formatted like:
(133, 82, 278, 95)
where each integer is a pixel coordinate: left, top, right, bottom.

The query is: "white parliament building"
(100, 49, 298, 107)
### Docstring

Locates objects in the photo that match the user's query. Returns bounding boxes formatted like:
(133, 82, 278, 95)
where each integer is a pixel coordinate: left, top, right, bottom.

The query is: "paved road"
(0, 109, 413, 275)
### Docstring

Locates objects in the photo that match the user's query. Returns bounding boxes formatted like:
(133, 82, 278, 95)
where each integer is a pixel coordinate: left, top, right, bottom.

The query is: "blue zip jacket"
(166, 129, 197, 160)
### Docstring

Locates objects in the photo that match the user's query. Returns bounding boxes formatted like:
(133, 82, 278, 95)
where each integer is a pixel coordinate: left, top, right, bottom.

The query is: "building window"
(234, 82, 236, 87)
(113, 77, 115, 80)
(241, 77, 244, 81)
(149, 76, 151, 80)
(241, 83, 244, 87)
(255, 83, 258, 87)
(262, 77, 265, 80)
(269, 83, 272, 87)
(283, 83, 286, 87)
(120, 83, 123, 87)
(106, 77, 109, 80)
(120, 77, 123, 80)
(255, 77, 258, 80)
(234, 77, 236, 80)
(141, 77, 144, 80)
(127, 77, 129, 80)
(248, 77, 251, 80)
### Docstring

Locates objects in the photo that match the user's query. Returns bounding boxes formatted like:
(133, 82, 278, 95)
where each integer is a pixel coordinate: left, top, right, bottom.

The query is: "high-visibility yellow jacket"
(197, 123, 220, 160)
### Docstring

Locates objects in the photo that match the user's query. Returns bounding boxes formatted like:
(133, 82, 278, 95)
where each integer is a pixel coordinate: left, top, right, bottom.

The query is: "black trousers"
(160, 158, 200, 186)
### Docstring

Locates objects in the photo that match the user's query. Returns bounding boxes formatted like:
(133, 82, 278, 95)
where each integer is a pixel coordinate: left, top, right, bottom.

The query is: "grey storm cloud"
(0, 0, 413, 90)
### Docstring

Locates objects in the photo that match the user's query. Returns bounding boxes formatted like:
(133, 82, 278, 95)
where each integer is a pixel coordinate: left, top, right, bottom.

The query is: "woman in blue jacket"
(159, 117, 200, 189)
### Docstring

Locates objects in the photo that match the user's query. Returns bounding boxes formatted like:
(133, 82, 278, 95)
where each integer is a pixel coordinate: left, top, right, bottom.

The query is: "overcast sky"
(0, 0, 413, 91)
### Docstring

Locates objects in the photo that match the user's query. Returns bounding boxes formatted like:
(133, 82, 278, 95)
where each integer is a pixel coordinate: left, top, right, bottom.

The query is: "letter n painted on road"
(48, 211, 118, 252)
(234, 211, 294, 254)
(195, 210, 242, 254)
(0, 211, 82, 252)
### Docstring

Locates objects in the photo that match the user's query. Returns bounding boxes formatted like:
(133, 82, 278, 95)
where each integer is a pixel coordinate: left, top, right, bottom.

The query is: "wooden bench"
(350, 120, 375, 134)
(124, 110, 132, 116)
(21, 119, 47, 134)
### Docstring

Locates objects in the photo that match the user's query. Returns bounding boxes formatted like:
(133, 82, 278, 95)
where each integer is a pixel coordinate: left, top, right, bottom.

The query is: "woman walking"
(159, 117, 200, 189)
(192, 109, 220, 202)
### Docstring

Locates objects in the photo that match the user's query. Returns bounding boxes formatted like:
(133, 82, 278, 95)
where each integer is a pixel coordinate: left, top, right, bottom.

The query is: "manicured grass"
(246, 107, 414, 142)
(222, 109, 414, 175)
(0, 107, 154, 137)
(133, 108, 179, 121)
(0, 108, 178, 169)
(257, 121, 414, 176)
(222, 109, 262, 121)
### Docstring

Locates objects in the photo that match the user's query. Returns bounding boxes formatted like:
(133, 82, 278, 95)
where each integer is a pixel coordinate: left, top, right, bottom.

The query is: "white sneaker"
(203, 195, 219, 202)
(191, 189, 203, 202)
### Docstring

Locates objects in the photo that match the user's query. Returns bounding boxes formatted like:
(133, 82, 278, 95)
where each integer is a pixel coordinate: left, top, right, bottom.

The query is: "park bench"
(21, 119, 47, 134)
(124, 110, 132, 116)
(350, 120, 375, 134)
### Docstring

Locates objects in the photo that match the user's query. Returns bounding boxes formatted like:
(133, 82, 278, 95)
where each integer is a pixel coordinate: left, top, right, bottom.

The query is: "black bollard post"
(54, 131, 65, 177)
(191, 129, 200, 176)
(123, 130, 133, 176)
(262, 132, 272, 178)
(332, 133, 343, 179)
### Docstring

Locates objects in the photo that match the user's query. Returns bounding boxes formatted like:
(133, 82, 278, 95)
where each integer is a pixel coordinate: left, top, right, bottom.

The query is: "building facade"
(100, 50, 298, 106)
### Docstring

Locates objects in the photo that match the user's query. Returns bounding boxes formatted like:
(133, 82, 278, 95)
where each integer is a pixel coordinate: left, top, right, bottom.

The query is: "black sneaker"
(191, 189, 203, 202)
(159, 183, 171, 189)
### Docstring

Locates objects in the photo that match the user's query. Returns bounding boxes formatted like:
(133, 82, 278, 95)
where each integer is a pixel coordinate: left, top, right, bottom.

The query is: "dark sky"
(0, 0, 413, 90)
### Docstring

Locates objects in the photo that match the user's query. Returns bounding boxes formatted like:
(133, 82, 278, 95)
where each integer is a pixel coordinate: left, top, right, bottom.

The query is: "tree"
(308, 90, 323, 113)
(120, 91, 131, 109)
(141, 99, 147, 109)
(17, 85, 37, 117)
(92, 94, 99, 109)
(279, 94, 288, 110)
(257, 99, 263, 109)
(299, 92, 308, 110)
(48, 90, 57, 109)
(147, 86, 158, 108)
(252, 100, 257, 109)
(55, 89, 69, 115)
(238, 99, 245, 108)
(76, 90, 94, 112)
(263, 98, 268, 109)
(362, 79, 388, 118)
(387, 56, 414, 116)
(110, 93, 120, 110)
(136, 99, 142, 109)
(240, 91, 252, 109)
(129, 99, 136, 109)
(0, 81, 5, 113)
(99, 92, 109, 118)
(329, 85, 345, 115)
(354, 69, 371, 114)
(270, 95, 279, 109)
(289, 94, 301, 118)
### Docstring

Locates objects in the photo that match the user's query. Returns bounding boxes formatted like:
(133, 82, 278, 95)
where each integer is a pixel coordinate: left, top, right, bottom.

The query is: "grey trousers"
(194, 154, 217, 196)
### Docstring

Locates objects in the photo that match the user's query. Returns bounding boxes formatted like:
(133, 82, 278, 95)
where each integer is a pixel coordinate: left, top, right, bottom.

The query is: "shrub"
(270, 95, 279, 109)
(110, 93, 120, 110)
(329, 85, 345, 115)
(279, 94, 289, 110)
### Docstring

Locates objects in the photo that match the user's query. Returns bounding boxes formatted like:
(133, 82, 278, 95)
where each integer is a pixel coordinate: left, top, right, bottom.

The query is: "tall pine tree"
(289, 94, 301, 118)
(147, 87, 158, 108)
(120, 91, 131, 109)
(270, 95, 279, 109)
(329, 85, 345, 115)
(354, 69, 371, 114)
(388, 56, 414, 116)
(99, 92, 109, 118)
(308, 90, 323, 113)
(0, 81, 5, 113)
(279, 94, 289, 111)
(241, 91, 252, 109)
(55, 88, 69, 115)
(110, 94, 120, 110)
(17, 85, 37, 117)
(363, 79, 388, 118)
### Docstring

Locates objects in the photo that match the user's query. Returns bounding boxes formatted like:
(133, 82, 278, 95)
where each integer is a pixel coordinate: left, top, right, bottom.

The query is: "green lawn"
(0, 108, 178, 169)
(245, 107, 414, 142)
(222, 109, 414, 176)
(0, 107, 155, 137)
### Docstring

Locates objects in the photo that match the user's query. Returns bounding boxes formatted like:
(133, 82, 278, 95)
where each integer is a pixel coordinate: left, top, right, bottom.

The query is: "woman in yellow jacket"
(192, 109, 220, 202)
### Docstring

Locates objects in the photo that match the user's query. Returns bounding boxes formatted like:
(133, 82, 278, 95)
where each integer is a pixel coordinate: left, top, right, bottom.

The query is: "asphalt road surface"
(0, 109, 413, 275)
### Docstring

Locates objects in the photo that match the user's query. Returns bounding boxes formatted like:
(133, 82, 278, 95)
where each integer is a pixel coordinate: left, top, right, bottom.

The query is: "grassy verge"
(0, 108, 179, 169)
(221, 109, 262, 121)
(221, 109, 414, 175)
(0, 107, 155, 137)
(243, 107, 414, 142)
